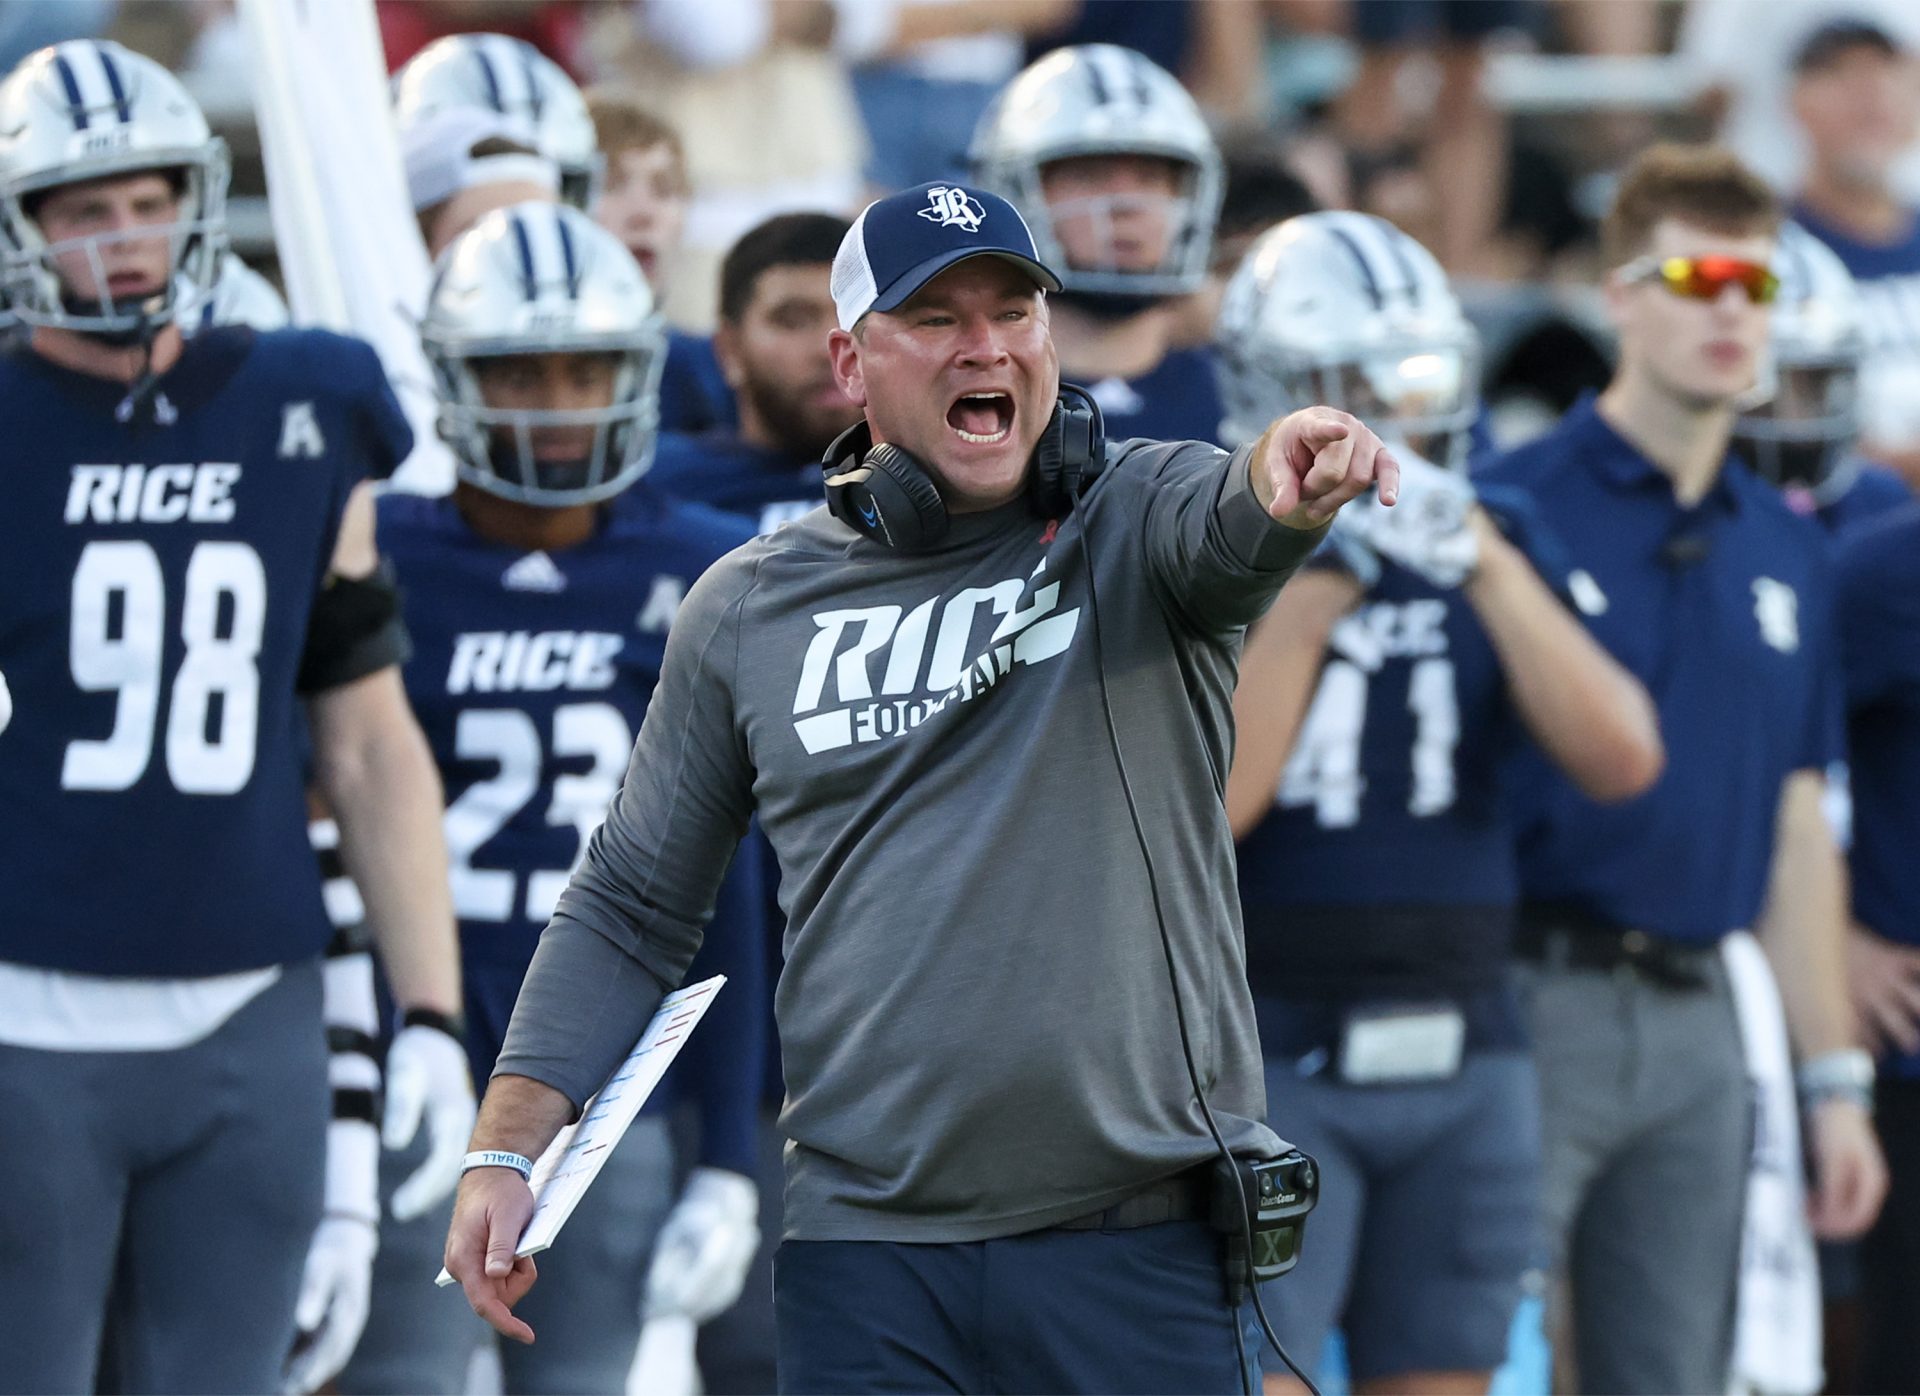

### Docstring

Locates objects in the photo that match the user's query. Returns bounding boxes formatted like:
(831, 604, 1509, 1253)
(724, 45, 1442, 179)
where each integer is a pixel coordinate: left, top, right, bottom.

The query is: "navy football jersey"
(1808, 462, 1911, 538)
(378, 486, 768, 1159)
(659, 330, 737, 436)
(648, 430, 825, 536)
(1078, 346, 1226, 446)
(0, 328, 410, 977)
(1837, 503, 1920, 1078)
(1235, 565, 1519, 1000)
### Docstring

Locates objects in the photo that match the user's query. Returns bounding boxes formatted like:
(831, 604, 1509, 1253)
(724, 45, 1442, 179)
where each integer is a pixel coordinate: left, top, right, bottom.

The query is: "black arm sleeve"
(298, 560, 413, 695)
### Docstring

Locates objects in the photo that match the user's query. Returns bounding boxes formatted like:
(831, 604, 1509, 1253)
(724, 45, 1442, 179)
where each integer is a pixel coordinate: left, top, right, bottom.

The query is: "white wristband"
(1796, 1048, 1875, 1108)
(462, 1149, 533, 1180)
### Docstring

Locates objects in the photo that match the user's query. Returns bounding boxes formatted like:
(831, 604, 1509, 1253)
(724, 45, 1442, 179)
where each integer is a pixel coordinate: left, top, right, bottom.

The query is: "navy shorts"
(1354, 0, 1532, 46)
(774, 1221, 1261, 1394)
(1257, 1049, 1542, 1382)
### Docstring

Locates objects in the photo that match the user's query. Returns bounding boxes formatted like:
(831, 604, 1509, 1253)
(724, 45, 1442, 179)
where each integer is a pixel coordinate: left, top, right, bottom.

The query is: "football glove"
(283, 1120, 379, 1394)
(1328, 446, 1479, 590)
(642, 1167, 759, 1322)
(384, 1020, 477, 1222)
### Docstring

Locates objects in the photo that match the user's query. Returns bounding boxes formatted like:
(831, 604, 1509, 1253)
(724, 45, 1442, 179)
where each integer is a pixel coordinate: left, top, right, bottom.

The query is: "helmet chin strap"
(107, 309, 166, 425)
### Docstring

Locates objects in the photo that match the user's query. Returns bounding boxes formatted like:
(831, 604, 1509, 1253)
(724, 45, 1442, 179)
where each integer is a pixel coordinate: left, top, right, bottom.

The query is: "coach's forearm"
(467, 1074, 576, 1164)
(494, 919, 672, 1110)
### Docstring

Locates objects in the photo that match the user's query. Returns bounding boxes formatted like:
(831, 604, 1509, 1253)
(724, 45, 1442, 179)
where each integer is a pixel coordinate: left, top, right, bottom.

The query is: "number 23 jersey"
(0, 328, 411, 977)
(376, 487, 757, 1012)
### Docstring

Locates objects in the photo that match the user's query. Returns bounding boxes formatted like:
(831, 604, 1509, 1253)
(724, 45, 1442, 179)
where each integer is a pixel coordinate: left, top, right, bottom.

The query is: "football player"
(1735, 220, 1911, 536)
(648, 211, 859, 535)
(392, 32, 600, 210)
(0, 40, 470, 1393)
(1219, 211, 1664, 1394)
(335, 202, 766, 1396)
(971, 44, 1228, 444)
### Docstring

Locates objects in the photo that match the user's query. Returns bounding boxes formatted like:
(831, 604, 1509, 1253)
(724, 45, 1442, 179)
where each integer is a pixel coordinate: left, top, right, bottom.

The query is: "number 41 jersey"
(0, 328, 412, 977)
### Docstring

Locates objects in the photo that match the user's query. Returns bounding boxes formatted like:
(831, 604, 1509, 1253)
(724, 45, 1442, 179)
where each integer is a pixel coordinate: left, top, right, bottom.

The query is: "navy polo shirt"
(1476, 396, 1843, 945)
(1837, 503, 1920, 1076)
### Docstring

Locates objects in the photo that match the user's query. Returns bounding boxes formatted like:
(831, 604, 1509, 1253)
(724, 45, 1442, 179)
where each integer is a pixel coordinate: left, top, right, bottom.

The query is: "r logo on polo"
(1752, 577, 1799, 653)
(918, 186, 986, 233)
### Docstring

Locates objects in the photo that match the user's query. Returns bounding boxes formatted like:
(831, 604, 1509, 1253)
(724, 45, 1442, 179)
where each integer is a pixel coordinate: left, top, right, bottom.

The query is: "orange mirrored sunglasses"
(1619, 255, 1781, 305)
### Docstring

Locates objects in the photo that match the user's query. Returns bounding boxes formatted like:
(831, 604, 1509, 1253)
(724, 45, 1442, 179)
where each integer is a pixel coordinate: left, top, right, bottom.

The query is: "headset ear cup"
(1031, 386, 1108, 516)
(861, 444, 949, 549)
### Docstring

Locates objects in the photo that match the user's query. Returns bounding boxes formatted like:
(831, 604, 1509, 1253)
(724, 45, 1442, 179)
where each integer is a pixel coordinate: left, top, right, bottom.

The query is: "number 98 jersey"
(0, 328, 412, 977)
(376, 485, 757, 1063)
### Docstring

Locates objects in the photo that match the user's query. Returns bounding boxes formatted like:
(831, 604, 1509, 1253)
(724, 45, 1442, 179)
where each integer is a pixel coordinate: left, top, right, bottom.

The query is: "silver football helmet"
(1215, 212, 1481, 469)
(423, 202, 664, 506)
(0, 40, 230, 336)
(969, 44, 1222, 299)
(1735, 221, 1866, 505)
(393, 34, 600, 210)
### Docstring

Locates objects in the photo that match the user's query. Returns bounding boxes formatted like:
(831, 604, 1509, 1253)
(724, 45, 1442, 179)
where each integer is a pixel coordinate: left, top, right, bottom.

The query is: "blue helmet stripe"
(95, 44, 132, 123)
(508, 212, 540, 300)
(1083, 52, 1110, 105)
(1365, 216, 1424, 304)
(1325, 224, 1384, 310)
(520, 47, 546, 121)
(52, 52, 91, 131)
(474, 47, 507, 113)
(554, 211, 581, 298)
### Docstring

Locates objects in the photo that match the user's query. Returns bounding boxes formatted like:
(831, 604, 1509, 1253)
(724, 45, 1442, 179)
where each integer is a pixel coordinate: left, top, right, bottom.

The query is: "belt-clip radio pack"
(1211, 1149, 1318, 1294)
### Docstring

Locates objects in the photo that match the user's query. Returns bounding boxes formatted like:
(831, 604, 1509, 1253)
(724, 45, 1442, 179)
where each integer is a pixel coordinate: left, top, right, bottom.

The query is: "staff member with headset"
(442, 181, 1399, 1395)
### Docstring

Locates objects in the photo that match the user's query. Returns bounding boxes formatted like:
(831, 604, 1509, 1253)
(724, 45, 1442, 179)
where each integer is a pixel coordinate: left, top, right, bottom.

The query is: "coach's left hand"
(1255, 406, 1401, 531)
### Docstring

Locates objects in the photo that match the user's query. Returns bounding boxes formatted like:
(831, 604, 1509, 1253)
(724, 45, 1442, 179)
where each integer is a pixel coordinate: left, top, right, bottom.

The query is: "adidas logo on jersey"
(790, 562, 1079, 755)
(447, 630, 624, 694)
(502, 551, 567, 592)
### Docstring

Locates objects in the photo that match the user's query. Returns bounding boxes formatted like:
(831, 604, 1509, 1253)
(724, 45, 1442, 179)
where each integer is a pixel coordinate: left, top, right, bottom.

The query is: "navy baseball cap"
(831, 182, 1062, 330)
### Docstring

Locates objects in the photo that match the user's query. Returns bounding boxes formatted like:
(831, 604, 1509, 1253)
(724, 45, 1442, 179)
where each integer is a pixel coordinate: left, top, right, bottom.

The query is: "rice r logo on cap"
(918, 186, 986, 232)
(830, 182, 1063, 330)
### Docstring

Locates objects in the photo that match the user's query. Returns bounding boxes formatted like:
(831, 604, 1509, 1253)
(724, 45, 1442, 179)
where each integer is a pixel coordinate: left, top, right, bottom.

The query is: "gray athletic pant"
(1256, 1050, 1542, 1382)
(337, 1112, 676, 1395)
(1519, 955, 1749, 1395)
(0, 960, 327, 1396)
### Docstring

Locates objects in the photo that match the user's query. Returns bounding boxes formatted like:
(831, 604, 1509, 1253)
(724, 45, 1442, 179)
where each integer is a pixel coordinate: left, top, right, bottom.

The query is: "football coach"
(444, 182, 1400, 1395)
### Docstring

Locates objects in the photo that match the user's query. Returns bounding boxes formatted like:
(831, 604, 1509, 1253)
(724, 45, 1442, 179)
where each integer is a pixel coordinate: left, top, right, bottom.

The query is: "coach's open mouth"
(947, 391, 1014, 445)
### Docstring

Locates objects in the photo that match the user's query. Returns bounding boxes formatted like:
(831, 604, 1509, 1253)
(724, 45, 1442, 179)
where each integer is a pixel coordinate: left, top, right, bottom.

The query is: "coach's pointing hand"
(1256, 406, 1401, 530)
(446, 1168, 539, 1344)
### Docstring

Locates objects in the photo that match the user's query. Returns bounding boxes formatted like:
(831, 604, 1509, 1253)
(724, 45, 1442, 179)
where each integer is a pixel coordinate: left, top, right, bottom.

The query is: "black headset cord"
(1076, 501, 1321, 1396)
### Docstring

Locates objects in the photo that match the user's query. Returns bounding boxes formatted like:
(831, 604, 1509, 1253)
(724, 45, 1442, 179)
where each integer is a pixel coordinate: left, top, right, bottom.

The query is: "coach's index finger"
(1373, 438, 1401, 507)
(1283, 407, 1352, 477)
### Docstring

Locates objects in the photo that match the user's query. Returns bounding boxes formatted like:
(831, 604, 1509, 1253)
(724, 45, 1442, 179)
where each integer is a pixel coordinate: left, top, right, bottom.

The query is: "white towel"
(1722, 930, 1824, 1396)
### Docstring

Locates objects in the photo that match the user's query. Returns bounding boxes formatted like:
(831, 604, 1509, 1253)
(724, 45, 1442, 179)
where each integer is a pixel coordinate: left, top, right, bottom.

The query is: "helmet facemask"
(1222, 338, 1481, 471)
(0, 146, 229, 342)
(432, 340, 664, 507)
(1003, 152, 1220, 301)
(1735, 354, 1862, 504)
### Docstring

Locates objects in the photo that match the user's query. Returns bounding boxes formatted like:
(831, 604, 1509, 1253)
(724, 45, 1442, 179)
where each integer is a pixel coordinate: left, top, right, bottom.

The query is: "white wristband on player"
(461, 1149, 533, 1180)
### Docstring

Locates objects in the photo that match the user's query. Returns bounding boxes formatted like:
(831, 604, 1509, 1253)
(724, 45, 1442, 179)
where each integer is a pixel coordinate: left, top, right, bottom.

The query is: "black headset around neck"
(819, 383, 1107, 550)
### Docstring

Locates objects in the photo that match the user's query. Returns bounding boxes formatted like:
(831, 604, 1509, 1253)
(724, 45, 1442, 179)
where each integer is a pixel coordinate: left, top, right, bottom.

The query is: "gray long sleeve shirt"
(496, 436, 1322, 1242)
